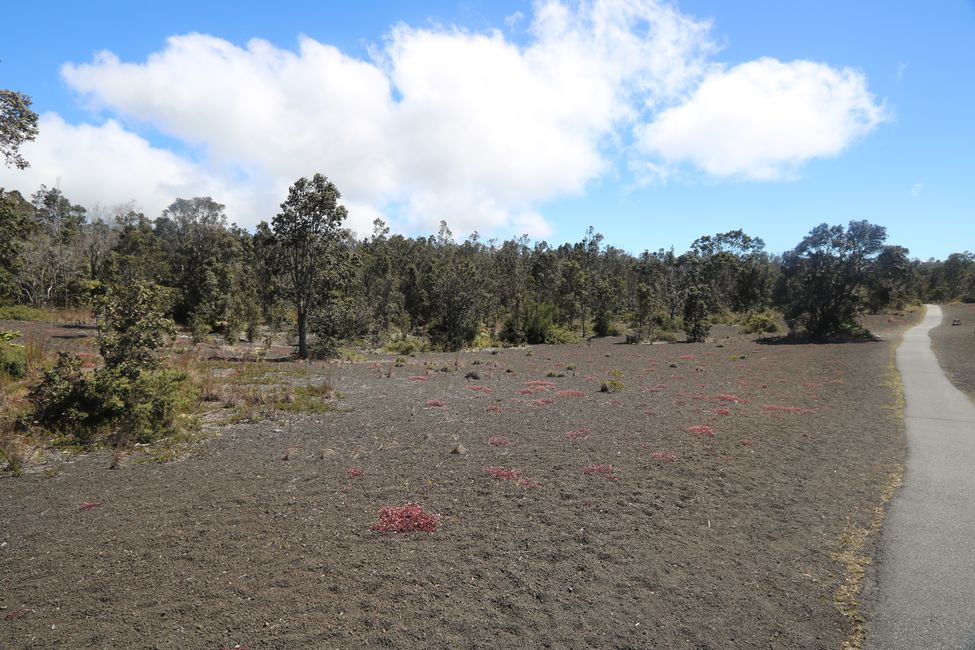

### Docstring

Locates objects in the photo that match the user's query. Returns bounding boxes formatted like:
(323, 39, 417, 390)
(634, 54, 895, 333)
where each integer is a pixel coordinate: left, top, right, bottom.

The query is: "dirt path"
(867, 305, 975, 649)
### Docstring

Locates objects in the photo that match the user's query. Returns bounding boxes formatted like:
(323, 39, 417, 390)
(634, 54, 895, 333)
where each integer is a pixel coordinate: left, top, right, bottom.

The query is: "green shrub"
(384, 335, 428, 355)
(30, 281, 198, 450)
(0, 330, 26, 378)
(600, 379, 625, 393)
(30, 353, 196, 445)
(0, 305, 54, 322)
(741, 310, 781, 334)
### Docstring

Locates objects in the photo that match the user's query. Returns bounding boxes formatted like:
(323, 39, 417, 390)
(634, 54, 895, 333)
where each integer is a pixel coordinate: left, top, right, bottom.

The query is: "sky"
(1, 0, 973, 260)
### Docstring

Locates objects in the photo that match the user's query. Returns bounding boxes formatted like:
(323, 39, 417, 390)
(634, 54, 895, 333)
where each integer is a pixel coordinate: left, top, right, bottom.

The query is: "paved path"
(868, 305, 975, 650)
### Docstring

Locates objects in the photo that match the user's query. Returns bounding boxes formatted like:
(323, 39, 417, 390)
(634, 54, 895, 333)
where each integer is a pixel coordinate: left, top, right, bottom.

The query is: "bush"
(600, 379, 625, 393)
(384, 334, 428, 355)
(0, 330, 26, 378)
(741, 310, 781, 334)
(30, 353, 196, 445)
(29, 280, 198, 451)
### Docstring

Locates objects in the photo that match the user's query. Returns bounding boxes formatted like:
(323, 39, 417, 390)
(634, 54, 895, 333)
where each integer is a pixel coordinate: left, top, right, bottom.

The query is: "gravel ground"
(928, 303, 975, 401)
(1, 320, 915, 649)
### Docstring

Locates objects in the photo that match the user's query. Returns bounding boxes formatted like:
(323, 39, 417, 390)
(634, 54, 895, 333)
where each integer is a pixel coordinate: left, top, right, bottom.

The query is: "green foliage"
(779, 221, 889, 338)
(384, 335, 428, 355)
(741, 310, 782, 334)
(0, 330, 26, 377)
(0, 304, 53, 321)
(1, 89, 39, 170)
(428, 253, 484, 351)
(274, 383, 336, 413)
(30, 354, 194, 445)
(29, 280, 196, 449)
(682, 284, 711, 342)
(272, 173, 353, 359)
(600, 379, 625, 393)
(90, 281, 175, 371)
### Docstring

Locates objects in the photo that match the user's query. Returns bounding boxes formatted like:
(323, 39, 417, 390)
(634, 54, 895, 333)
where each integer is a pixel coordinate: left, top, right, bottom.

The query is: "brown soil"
(1, 321, 913, 649)
(928, 303, 975, 401)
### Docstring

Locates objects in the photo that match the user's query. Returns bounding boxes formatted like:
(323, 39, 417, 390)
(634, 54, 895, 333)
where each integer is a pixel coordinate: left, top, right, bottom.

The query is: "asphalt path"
(868, 305, 975, 649)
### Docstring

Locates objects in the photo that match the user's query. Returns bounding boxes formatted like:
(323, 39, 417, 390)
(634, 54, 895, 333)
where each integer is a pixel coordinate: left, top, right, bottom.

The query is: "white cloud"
(0, 1, 888, 237)
(3, 112, 258, 219)
(636, 57, 889, 180)
(910, 182, 924, 198)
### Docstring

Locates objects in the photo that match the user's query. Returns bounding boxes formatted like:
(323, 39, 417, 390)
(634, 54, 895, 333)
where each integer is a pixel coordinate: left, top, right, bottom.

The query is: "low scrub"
(740, 310, 782, 334)
(30, 353, 198, 446)
(0, 305, 54, 322)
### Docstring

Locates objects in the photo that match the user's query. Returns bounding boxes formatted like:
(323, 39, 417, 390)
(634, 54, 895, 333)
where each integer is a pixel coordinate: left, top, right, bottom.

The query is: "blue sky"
(1, 1, 972, 260)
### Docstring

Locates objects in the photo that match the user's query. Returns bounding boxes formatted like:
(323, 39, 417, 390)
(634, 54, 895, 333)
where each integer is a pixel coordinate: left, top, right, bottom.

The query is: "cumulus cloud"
(636, 57, 889, 180)
(0, 1, 888, 237)
(6, 112, 260, 218)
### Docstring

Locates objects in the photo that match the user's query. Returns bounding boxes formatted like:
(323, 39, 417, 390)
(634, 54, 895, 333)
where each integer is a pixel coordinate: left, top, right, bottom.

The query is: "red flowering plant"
(371, 503, 440, 532)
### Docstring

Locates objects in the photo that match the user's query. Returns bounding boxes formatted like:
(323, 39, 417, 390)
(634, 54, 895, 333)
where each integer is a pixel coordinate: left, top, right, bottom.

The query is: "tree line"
(2, 176, 973, 356)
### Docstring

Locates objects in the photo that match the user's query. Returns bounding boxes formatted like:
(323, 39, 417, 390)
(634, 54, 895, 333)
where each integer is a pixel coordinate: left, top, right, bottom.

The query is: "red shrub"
(687, 425, 715, 436)
(517, 388, 535, 395)
(485, 404, 503, 413)
(425, 399, 445, 407)
(524, 380, 556, 388)
(650, 451, 678, 461)
(485, 466, 539, 489)
(608, 398, 623, 406)
(557, 389, 586, 398)
(715, 408, 731, 416)
(347, 466, 364, 478)
(531, 398, 554, 406)
(79, 501, 102, 511)
(371, 503, 440, 533)
(488, 436, 510, 446)
(468, 385, 492, 394)
(581, 464, 618, 480)
(739, 439, 753, 446)
(409, 375, 428, 382)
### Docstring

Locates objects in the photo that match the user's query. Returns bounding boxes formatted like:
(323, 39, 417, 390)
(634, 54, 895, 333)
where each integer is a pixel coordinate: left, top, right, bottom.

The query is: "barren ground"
(1, 316, 918, 649)
(928, 302, 975, 401)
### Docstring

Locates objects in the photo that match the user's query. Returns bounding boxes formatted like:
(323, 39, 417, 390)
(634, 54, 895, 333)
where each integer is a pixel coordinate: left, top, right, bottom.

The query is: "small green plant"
(600, 379, 625, 393)
(0, 330, 26, 378)
(394, 356, 406, 367)
(274, 382, 337, 413)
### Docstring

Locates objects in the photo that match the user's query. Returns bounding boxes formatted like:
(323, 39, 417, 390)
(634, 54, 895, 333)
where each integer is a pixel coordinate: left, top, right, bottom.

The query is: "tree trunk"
(297, 308, 308, 359)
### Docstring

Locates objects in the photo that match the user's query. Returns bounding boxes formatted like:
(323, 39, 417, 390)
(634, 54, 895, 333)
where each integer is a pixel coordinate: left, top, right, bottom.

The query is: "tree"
(1, 90, 39, 170)
(272, 174, 351, 359)
(682, 282, 711, 342)
(779, 220, 888, 338)
(0, 189, 33, 301)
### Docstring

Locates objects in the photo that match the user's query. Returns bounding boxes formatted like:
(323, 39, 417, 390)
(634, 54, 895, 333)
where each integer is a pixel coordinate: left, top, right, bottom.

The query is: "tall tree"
(0, 90, 39, 170)
(779, 220, 888, 338)
(272, 174, 350, 359)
